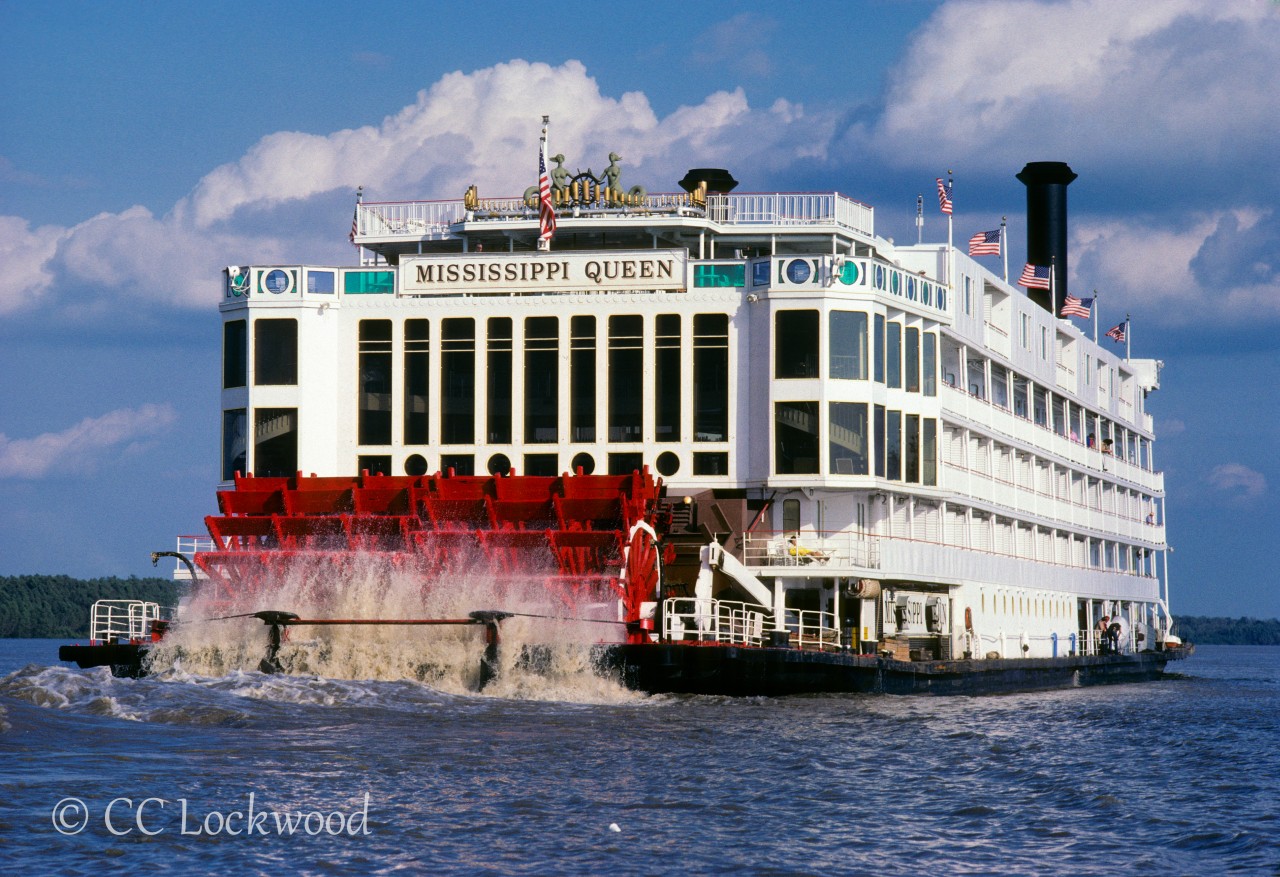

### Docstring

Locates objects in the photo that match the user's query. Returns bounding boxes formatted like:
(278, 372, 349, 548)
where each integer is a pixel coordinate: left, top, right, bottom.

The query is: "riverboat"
(62, 134, 1190, 692)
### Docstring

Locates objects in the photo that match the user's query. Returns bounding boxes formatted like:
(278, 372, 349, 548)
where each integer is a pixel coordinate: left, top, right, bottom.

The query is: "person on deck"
(788, 535, 828, 562)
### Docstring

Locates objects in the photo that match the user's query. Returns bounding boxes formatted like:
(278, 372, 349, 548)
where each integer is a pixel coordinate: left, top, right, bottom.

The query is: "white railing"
(741, 531, 881, 569)
(663, 598, 769, 646)
(174, 536, 213, 580)
(791, 609, 841, 651)
(355, 191, 875, 240)
(91, 600, 163, 644)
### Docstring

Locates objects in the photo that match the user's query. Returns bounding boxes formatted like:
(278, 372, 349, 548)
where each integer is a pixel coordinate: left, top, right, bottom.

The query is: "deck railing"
(91, 600, 163, 644)
(663, 598, 769, 646)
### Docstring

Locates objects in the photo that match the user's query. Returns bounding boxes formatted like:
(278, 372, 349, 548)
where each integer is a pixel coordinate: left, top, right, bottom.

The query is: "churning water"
(2, 637, 1278, 875)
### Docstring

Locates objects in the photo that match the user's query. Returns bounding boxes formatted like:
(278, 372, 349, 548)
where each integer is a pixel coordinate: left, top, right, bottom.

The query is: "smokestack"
(1016, 161, 1077, 313)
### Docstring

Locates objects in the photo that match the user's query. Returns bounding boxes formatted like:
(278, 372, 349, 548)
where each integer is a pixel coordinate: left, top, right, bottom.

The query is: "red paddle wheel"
(195, 468, 668, 634)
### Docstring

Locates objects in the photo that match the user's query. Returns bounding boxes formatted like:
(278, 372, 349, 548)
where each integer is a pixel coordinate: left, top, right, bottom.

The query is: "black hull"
(59, 643, 150, 678)
(596, 643, 1195, 696)
(59, 640, 1195, 696)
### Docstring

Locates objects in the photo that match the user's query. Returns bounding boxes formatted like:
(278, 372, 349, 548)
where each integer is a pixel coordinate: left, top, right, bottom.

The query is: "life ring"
(964, 606, 974, 632)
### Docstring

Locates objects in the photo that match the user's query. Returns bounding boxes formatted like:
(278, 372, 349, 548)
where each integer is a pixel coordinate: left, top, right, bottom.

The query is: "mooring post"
(469, 610, 513, 690)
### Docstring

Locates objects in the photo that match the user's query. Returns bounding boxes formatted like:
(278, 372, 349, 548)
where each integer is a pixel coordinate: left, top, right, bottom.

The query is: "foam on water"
(144, 547, 643, 705)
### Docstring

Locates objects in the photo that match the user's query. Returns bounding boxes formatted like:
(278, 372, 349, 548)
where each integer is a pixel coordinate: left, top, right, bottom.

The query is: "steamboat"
(62, 135, 1190, 693)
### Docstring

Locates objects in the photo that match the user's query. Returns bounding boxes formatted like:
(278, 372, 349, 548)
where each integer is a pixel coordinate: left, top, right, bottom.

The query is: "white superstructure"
(217, 160, 1170, 663)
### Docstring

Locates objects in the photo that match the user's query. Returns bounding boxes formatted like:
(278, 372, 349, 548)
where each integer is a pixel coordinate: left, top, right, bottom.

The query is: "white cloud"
(0, 216, 67, 314)
(0, 404, 177, 478)
(1207, 463, 1266, 500)
(872, 0, 1280, 171)
(1071, 209, 1280, 326)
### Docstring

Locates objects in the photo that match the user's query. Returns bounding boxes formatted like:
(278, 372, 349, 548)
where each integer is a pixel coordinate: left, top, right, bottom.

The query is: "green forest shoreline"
(1, 575, 1277, 643)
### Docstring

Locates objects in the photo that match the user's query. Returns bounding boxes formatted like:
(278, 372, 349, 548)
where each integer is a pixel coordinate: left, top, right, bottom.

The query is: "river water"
(1, 639, 1277, 875)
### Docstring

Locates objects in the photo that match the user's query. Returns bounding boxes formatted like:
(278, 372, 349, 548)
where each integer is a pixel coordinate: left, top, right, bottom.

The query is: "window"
(608, 316, 643, 442)
(441, 454, 474, 476)
(571, 316, 596, 442)
(1020, 313, 1031, 350)
(886, 410, 902, 481)
(775, 401, 819, 474)
(905, 414, 920, 483)
(254, 408, 296, 477)
(655, 314, 681, 443)
(1040, 326, 1048, 361)
(358, 320, 392, 446)
(306, 270, 335, 294)
(488, 318, 513, 444)
(221, 409, 246, 481)
(829, 402, 868, 475)
(441, 318, 475, 444)
(359, 455, 391, 476)
(693, 452, 728, 475)
(886, 322, 902, 388)
(874, 405, 886, 477)
(254, 319, 297, 385)
(905, 327, 920, 392)
(344, 270, 394, 294)
(694, 314, 729, 442)
(964, 276, 972, 315)
(524, 454, 558, 477)
(693, 263, 745, 287)
(922, 333, 936, 396)
(524, 316, 558, 443)
(223, 320, 246, 389)
(874, 315, 885, 383)
(922, 418, 937, 486)
(608, 452, 644, 475)
(829, 311, 868, 380)
(404, 320, 430, 445)
(782, 499, 800, 535)
(775, 310, 819, 379)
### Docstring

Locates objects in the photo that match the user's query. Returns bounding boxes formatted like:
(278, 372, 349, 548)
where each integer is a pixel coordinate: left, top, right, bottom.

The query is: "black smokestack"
(1016, 161, 1077, 313)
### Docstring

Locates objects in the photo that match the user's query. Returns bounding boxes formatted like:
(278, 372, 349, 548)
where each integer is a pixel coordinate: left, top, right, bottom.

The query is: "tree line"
(0, 575, 186, 638)
(1173, 616, 1280, 646)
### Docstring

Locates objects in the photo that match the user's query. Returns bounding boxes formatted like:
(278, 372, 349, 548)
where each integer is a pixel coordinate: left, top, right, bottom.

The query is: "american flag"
(1060, 294, 1093, 318)
(537, 137, 556, 250)
(936, 177, 953, 215)
(349, 207, 358, 245)
(968, 228, 1001, 256)
(1105, 322, 1127, 343)
(1019, 263, 1051, 290)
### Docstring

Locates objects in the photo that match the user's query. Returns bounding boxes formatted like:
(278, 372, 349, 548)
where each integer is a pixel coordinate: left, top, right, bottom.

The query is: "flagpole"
(1092, 288, 1098, 344)
(1000, 215, 1008, 284)
(947, 172, 954, 291)
(1050, 258, 1057, 318)
(1125, 313, 1131, 361)
(916, 194, 923, 245)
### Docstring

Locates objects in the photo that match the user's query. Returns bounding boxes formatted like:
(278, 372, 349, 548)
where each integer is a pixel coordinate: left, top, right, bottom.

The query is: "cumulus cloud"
(0, 404, 177, 478)
(1071, 209, 1280, 326)
(871, 0, 1280, 173)
(1207, 463, 1267, 501)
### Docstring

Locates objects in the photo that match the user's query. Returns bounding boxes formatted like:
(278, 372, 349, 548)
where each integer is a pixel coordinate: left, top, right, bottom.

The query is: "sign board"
(401, 250, 687, 295)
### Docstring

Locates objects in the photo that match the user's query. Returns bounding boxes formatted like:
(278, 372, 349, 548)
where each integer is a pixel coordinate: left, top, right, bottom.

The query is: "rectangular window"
(693, 452, 728, 476)
(1020, 313, 1031, 350)
(775, 310, 819, 379)
(774, 401, 819, 474)
(886, 410, 902, 481)
(306, 270, 335, 294)
(441, 318, 475, 444)
(358, 320, 392, 445)
(254, 318, 297, 385)
(874, 405, 886, 478)
(655, 314, 681, 443)
(441, 453, 474, 476)
(922, 418, 937, 486)
(608, 452, 644, 475)
(223, 320, 247, 389)
(486, 318, 513, 444)
(905, 327, 920, 392)
(524, 316, 558, 443)
(358, 455, 391, 476)
(571, 316, 596, 442)
(522, 316, 558, 445)
(873, 315, 885, 383)
(343, 270, 395, 294)
(693, 264, 745, 287)
(254, 408, 296, 478)
(905, 414, 920, 483)
(222, 408, 246, 481)
(694, 313, 729, 442)
(829, 311, 868, 380)
(524, 453, 558, 477)
(1040, 326, 1048, 360)
(782, 499, 800, 535)
(922, 332, 937, 396)
(608, 315, 643, 442)
(404, 319, 430, 445)
(829, 402, 868, 475)
(886, 322, 902, 389)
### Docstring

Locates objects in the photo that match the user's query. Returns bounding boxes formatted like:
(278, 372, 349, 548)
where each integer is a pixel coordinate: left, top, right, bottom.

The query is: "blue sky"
(1, 0, 1277, 619)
